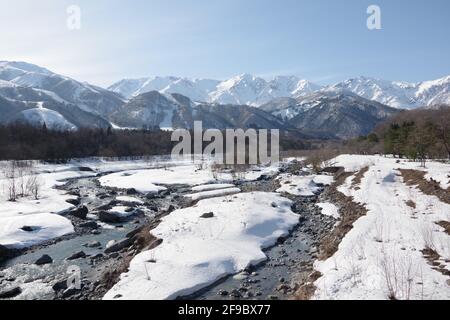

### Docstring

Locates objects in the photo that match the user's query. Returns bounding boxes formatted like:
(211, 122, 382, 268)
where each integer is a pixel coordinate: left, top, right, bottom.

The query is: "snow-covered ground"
(313, 155, 450, 300)
(332, 155, 450, 190)
(104, 192, 299, 300)
(184, 187, 242, 202)
(99, 163, 280, 191)
(191, 184, 235, 192)
(276, 173, 333, 196)
(316, 203, 340, 220)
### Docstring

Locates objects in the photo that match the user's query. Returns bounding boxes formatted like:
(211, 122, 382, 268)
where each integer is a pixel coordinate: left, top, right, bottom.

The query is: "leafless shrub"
(2, 160, 39, 201)
(421, 225, 436, 251)
(26, 173, 42, 200)
(379, 249, 417, 300)
(3, 161, 18, 201)
(374, 217, 385, 243)
(304, 148, 340, 172)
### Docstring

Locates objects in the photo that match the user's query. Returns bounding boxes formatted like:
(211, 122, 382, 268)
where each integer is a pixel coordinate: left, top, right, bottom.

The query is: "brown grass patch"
(293, 271, 322, 300)
(351, 166, 369, 189)
(318, 170, 368, 260)
(421, 247, 450, 277)
(405, 200, 416, 209)
(399, 169, 450, 205)
(99, 221, 164, 294)
(436, 221, 450, 236)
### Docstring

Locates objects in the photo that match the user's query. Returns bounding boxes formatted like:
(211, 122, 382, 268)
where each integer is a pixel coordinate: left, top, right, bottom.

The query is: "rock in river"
(84, 241, 101, 248)
(66, 198, 81, 206)
(35, 254, 53, 266)
(98, 211, 122, 223)
(70, 206, 88, 220)
(104, 238, 132, 254)
(0, 286, 22, 299)
(0, 244, 13, 262)
(67, 251, 87, 260)
(79, 221, 99, 229)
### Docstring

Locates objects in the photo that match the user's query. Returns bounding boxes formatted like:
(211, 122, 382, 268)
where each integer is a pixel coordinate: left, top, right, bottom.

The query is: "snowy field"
(276, 173, 334, 196)
(98, 163, 281, 191)
(313, 155, 450, 300)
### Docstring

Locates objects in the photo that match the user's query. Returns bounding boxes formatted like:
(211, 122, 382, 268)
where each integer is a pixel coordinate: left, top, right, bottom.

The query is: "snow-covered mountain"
(331, 76, 450, 109)
(110, 91, 291, 131)
(0, 76, 111, 130)
(0, 61, 125, 116)
(262, 88, 399, 139)
(109, 74, 321, 106)
(111, 73, 450, 110)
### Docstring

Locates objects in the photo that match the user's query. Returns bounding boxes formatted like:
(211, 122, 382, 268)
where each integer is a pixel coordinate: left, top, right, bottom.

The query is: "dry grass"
(405, 200, 416, 209)
(436, 221, 450, 236)
(399, 169, 450, 205)
(351, 166, 369, 190)
(293, 271, 322, 300)
(421, 247, 450, 277)
(318, 169, 368, 260)
(99, 221, 164, 294)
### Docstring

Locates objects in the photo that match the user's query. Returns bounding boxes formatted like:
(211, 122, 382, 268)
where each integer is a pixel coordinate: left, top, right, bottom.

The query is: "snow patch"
(103, 192, 299, 300)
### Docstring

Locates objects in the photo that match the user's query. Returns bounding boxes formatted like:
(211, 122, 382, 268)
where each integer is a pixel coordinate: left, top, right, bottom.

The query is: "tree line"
(0, 124, 175, 161)
(344, 106, 450, 165)
(0, 123, 313, 161)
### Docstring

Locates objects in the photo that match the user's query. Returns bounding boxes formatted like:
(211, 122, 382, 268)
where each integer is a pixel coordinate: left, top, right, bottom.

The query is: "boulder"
(35, 254, 53, 266)
(52, 279, 67, 292)
(70, 206, 88, 220)
(0, 286, 22, 299)
(126, 188, 138, 195)
(79, 221, 99, 229)
(67, 251, 86, 260)
(98, 211, 122, 223)
(0, 245, 12, 262)
(104, 238, 132, 254)
(200, 212, 214, 219)
(66, 199, 81, 206)
(126, 226, 145, 239)
(84, 241, 101, 248)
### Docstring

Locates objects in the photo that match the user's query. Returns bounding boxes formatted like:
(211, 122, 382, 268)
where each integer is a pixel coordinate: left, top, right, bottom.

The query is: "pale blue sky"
(1, 0, 449, 87)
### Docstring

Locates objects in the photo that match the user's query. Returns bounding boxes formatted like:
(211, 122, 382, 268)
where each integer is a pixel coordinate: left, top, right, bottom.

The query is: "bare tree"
(3, 161, 18, 201)
(26, 173, 42, 200)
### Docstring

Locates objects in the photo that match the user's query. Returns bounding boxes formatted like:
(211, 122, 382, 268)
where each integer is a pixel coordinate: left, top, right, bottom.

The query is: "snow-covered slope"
(332, 76, 450, 109)
(0, 82, 111, 130)
(0, 61, 125, 116)
(262, 88, 399, 139)
(111, 91, 291, 131)
(109, 74, 321, 106)
(16, 108, 77, 131)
